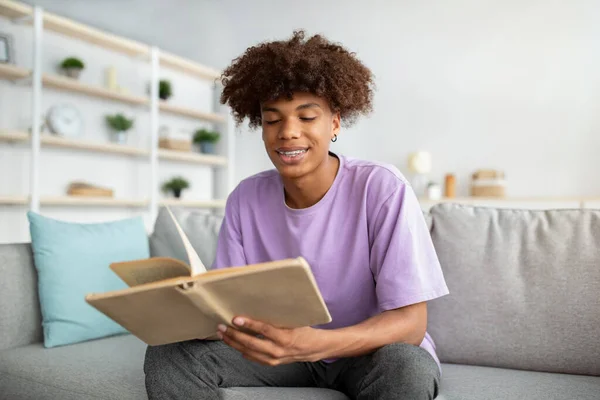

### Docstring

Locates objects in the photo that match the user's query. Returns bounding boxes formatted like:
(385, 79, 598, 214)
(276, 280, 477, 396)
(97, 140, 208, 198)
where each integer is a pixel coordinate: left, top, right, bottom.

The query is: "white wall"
(221, 0, 600, 198)
(2, 0, 600, 242)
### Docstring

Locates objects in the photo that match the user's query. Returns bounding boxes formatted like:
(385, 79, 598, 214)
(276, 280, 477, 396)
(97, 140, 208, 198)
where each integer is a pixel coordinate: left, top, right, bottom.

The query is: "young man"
(144, 30, 448, 400)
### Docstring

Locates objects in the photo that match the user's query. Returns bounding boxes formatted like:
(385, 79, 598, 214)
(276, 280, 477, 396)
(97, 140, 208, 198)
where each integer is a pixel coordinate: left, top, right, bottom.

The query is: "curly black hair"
(219, 30, 375, 129)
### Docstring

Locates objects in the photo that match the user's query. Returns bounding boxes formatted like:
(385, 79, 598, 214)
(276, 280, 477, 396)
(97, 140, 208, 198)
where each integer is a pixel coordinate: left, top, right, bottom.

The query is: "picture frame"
(0, 32, 15, 64)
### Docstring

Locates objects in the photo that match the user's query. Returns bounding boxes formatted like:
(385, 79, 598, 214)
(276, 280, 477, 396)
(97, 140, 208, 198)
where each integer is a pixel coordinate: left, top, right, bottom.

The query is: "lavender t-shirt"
(212, 153, 449, 367)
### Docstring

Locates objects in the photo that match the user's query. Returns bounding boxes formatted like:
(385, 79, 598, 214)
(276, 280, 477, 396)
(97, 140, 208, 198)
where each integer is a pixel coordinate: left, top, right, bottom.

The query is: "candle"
(105, 66, 117, 90)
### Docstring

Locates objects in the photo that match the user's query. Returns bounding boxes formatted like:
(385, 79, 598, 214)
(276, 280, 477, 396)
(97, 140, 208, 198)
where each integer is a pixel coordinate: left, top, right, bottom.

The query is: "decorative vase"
(64, 68, 82, 79)
(111, 130, 127, 144)
(199, 141, 215, 154)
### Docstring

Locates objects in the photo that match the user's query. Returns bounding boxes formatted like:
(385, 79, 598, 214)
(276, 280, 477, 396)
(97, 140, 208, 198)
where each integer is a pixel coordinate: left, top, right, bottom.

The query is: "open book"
(85, 207, 332, 346)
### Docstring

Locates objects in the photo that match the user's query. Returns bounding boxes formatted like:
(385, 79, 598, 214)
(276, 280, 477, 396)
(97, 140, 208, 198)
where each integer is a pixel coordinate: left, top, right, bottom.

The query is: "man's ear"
(331, 112, 341, 138)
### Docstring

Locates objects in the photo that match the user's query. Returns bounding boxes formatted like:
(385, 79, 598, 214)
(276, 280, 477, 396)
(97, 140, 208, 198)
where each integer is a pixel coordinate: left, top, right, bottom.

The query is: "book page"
(165, 206, 207, 276)
(111, 257, 191, 286)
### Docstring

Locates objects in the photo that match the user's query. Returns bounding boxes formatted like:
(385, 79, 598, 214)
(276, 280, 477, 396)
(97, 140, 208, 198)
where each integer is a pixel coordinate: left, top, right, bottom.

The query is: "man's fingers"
(233, 316, 277, 340)
(222, 325, 276, 355)
(240, 348, 280, 366)
(220, 328, 285, 366)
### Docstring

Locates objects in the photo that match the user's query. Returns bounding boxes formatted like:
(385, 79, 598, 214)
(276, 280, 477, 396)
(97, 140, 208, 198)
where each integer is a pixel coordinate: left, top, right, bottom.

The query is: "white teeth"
(279, 149, 306, 157)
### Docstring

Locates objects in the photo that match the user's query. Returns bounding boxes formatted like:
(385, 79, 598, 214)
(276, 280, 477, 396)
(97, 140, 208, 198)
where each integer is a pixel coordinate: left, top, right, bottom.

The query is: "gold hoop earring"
(331, 134, 337, 142)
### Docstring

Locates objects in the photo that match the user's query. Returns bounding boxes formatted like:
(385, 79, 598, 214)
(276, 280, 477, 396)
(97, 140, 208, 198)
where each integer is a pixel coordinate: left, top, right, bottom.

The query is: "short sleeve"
(369, 183, 449, 311)
(211, 187, 247, 269)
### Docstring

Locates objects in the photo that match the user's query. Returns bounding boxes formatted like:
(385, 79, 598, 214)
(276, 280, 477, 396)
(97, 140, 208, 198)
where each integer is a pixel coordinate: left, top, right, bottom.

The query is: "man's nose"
(278, 119, 301, 140)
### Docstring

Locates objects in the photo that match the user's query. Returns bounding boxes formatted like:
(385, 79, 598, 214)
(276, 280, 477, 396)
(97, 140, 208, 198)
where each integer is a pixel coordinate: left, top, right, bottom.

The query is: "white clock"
(46, 104, 83, 137)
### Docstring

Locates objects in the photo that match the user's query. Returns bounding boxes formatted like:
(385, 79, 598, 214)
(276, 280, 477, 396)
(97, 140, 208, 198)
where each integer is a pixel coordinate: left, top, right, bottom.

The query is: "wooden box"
(67, 182, 114, 197)
(159, 137, 192, 152)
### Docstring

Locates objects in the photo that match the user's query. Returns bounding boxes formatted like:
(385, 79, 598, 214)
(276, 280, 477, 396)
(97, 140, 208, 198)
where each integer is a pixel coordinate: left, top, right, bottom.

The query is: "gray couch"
(1, 204, 599, 400)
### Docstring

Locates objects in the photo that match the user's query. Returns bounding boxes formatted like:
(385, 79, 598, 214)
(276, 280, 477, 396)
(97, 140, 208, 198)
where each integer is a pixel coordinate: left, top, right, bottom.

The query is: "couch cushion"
(437, 363, 600, 400)
(427, 204, 600, 376)
(222, 387, 349, 399)
(0, 334, 147, 400)
(27, 212, 150, 348)
(0, 334, 349, 400)
(0, 243, 43, 351)
(149, 206, 223, 268)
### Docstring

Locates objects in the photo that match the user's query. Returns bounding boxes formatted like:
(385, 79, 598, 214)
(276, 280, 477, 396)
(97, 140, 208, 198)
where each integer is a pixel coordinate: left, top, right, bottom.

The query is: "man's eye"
(300, 117, 316, 122)
(265, 120, 280, 125)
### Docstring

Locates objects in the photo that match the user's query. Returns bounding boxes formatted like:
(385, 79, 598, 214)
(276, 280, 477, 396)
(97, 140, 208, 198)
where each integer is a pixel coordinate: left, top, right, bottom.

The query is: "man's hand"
(217, 317, 327, 366)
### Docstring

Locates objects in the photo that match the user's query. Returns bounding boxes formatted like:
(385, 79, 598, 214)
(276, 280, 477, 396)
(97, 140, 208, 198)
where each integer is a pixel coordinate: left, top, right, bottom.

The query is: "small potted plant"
(159, 79, 172, 100)
(105, 113, 134, 144)
(193, 128, 220, 154)
(60, 57, 85, 79)
(162, 176, 190, 199)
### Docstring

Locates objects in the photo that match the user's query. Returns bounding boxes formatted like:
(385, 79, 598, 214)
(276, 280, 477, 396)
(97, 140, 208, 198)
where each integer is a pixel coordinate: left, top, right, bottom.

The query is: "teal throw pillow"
(27, 211, 150, 348)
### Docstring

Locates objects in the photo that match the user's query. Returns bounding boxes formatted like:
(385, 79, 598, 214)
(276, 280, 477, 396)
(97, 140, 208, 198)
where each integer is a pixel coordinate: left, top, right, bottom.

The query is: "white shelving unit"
(0, 0, 233, 229)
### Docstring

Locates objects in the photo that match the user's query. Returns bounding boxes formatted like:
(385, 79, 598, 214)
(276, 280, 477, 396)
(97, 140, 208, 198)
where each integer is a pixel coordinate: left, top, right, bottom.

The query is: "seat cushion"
(0, 334, 147, 400)
(437, 363, 600, 400)
(0, 334, 348, 400)
(221, 387, 349, 399)
(0, 243, 43, 351)
(428, 204, 600, 375)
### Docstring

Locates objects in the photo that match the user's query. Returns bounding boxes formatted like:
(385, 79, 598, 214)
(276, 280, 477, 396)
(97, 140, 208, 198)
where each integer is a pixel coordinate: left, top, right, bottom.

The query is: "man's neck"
(283, 154, 340, 209)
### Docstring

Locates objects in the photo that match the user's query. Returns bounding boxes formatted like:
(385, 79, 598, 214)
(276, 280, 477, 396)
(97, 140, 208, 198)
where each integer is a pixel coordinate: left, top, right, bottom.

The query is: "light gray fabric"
(0, 334, 147, 400)
(423, 211, 433, 231)
(149, 206, 223, 268)
(221, 387, 349, 399)
(427, 204, 600, 376)
(0, 333, 349, 400)
(0, 243, 43, 351)
(437, 363, 600, 400)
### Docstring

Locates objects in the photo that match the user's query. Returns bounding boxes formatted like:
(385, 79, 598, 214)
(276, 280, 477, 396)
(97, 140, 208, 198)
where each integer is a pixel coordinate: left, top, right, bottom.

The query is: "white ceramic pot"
(64, 68, 82, 79)
(111, 131, 127, 144)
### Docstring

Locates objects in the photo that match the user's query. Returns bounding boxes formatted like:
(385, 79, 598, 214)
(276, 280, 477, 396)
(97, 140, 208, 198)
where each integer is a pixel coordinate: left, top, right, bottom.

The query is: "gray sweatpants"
(144, 340, 440, 400)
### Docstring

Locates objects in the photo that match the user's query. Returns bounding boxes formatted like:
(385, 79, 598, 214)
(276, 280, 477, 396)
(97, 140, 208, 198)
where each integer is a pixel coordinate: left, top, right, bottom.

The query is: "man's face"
(261, 92, 340, 180)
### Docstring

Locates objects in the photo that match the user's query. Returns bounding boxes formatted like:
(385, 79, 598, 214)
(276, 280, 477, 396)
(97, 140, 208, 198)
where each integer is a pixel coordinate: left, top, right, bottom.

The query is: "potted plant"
(60, 57, 85, 79)
(162, 176, 190, 198)
(193, 128, 220, 154)
(105, 113, 134, 144)
(159, 79, 172, 100)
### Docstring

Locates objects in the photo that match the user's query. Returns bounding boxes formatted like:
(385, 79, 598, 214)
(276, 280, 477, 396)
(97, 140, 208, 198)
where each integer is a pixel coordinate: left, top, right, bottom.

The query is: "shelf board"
(0, 195, 27, 205)
(0, 64, 224, 122)
(0, 130, 148, 157)
(41, 196, 147, 207)
(0, 0, 221, 80)
(160, 198, 226, 209)
(43, 73, 148, 106)
(0, 195, 226, 208)
(0, 0, 147, 57)
(160, 52, 221, 81)
(158, 148, 227, 166)
(159, 101, 226, 123)
(0, 130, 228, 167)
(0, 195, 146, 207)
(0, 63, 30, 80)
(43, 13, 149, 58)
(0, 0, 28, 19)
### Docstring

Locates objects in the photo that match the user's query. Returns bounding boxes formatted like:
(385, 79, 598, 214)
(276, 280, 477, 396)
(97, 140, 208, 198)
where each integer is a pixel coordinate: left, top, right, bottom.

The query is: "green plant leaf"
(61, 57, 85, 69)
(193, 128, 220, 143)
(105, 113, 134, 131)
